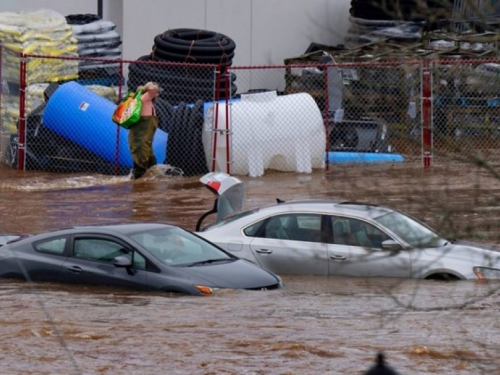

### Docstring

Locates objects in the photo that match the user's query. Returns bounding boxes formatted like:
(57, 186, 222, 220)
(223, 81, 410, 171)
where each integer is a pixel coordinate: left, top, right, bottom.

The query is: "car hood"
(453, 240, 500, 253)
(424, 241, 500, 265)
(179, 259, 280, 289)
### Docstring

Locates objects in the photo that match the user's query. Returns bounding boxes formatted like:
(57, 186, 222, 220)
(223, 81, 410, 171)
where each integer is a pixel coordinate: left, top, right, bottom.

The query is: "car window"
(331, 217, 390, 249)
(124, 251, 147, 270)
(203, 208, 260, 230)
(34, 237, 67, 255)
(74, 238, 128, 263)
(243, 221, 264, 237)
(249, 214, 323, 243)
(73, 238, 148, 270)
(293, 214, 322, 242)
(264, 216, 292, 240)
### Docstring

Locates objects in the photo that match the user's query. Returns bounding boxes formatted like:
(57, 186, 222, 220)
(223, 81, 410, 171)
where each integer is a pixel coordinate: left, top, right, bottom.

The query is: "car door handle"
(66, 266, 83, 274)
(330, 254, 347, 261)
(255, 248, 273, 254)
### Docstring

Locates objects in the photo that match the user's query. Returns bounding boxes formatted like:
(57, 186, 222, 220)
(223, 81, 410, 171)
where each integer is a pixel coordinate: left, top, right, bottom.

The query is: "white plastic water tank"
(202, 91, 325, 177)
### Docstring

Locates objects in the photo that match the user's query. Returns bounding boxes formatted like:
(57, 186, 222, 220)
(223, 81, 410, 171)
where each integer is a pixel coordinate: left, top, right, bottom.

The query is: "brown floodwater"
(1, 162, 500, 374)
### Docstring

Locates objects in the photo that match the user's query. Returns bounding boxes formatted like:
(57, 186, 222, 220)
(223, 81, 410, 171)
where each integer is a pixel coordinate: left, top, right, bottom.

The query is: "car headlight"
(194, 285, 220, 295)
(473, 267, 500, 279)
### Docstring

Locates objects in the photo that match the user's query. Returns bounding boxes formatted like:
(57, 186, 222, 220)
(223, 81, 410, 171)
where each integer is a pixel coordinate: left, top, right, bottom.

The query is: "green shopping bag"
(112, 89, 143, 128)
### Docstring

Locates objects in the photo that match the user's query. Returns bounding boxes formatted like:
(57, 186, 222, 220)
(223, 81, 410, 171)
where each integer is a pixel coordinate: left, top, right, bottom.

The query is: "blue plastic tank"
(326, 152, 404, 164)
(43, 81, 167, 168)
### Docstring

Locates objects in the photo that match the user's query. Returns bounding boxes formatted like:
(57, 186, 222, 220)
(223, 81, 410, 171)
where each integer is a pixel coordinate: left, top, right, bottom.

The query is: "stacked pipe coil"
(128, 28, 237, 105)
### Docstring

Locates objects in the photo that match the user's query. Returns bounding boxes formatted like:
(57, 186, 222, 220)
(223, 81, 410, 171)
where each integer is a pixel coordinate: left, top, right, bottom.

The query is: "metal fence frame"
(3, 49, 500, 176)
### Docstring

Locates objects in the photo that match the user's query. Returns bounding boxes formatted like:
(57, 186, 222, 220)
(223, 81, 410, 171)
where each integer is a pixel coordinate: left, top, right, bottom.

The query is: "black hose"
(128, 29, 237, 105)
(128, 67, 236, 91)
(153, 32, 236, 56)
(163, 99, 208, 176)
(128, 54, 237, 103)
(154, 29, 236, 48)
(151, 48, 234, 66)
(151, 28, 236, 67)
(129, 55, 236, 84)
(66, 13, 101, 24)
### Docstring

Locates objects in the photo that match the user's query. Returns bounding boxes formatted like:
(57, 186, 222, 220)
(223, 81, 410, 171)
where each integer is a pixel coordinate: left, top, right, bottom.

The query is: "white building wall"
(0, 0, 96, 15)
(121, 0, 350, 66)
(102, 0, 124, 45)
(1, 0, 350, 66)
(1, 0, 350, 91)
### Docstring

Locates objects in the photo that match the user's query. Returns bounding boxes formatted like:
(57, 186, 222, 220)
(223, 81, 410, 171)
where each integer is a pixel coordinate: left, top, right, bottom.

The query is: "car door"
(60, 235, 150, 289)
(14, 235, 69, 282)
(327, 216, 411, 278)
(248, 213, 329, 275)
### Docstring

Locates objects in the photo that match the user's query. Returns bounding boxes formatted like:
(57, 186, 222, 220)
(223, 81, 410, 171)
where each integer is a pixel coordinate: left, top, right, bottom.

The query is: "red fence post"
(421, 59, 433, 169)
(115, 60, 124, 176)
(211, 66, 222, 173)
(323, 63, 330, 172)
(223, 66, 231, 175)
(0, 45, 3, 159)
(18, 53, 27, 171)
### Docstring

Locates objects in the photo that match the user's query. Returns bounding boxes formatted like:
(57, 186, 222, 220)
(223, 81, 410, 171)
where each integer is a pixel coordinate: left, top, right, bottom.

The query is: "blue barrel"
(43, 81, 167, 168)
(326, 152, 404, 164)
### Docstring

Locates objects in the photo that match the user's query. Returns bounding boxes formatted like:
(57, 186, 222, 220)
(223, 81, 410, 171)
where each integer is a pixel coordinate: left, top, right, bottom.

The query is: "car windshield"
(374, 211, 447, 248)
(128, 227, 234, 266)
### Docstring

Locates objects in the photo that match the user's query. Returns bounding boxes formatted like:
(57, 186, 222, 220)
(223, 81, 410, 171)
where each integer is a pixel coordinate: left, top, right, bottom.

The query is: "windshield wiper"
(187, 258, 235, 267)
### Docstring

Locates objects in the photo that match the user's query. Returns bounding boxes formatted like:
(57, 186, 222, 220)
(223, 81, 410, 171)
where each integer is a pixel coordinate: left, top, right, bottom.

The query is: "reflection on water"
(2, 163, 500, 373)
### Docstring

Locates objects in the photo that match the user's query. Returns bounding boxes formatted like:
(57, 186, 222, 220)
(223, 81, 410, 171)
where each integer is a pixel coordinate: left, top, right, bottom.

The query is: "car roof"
(0, 223, 181, 247)
(66, 222, 176, 234)
(255, 199, 395, 219)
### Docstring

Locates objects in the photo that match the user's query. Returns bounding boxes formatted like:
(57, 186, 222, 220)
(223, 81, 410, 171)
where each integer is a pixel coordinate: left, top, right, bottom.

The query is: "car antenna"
(276, 198, 285, 204)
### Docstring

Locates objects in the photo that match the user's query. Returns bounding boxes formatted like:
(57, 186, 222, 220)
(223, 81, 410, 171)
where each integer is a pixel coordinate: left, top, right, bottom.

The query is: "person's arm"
(141, 90, 154, 105)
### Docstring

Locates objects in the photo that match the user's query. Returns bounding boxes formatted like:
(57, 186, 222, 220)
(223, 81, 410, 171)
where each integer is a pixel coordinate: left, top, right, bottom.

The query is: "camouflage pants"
(128, 115, 158, 179)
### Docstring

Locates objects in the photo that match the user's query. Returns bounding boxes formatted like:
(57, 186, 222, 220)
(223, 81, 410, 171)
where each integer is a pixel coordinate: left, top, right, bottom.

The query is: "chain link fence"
(432, 58, 500, 164)
(231, 60, 423, 172)
(2, 49, 500, 176)
(0, 46, 21, 167)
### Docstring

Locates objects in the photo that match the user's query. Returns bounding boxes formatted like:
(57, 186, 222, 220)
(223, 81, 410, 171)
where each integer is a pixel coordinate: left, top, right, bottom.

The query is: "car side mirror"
(381, 240, 403, 252)
(113, 255, 132, 268)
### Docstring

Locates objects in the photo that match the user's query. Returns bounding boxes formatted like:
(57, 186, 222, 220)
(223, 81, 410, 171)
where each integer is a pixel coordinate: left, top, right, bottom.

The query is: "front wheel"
(425, 273, 460, 281)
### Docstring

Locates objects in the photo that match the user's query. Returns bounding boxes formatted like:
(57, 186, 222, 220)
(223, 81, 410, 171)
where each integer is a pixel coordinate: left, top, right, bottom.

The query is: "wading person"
(128, 82, 160, 180)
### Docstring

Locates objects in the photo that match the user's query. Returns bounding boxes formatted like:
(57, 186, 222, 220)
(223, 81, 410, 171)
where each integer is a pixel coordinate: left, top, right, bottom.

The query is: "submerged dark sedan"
(0, 223, 282, 295)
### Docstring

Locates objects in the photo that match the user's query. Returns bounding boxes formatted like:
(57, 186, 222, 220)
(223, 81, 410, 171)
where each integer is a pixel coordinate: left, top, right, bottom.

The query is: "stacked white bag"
(66, 14, 122, 82)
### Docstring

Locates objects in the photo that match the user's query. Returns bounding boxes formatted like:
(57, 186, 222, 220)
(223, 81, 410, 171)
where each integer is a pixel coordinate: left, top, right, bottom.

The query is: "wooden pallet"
(423, 31, 500, 57)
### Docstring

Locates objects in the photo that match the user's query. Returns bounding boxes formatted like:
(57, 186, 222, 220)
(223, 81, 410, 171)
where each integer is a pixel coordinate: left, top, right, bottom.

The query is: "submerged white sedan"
(196, 172, 500, 280)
